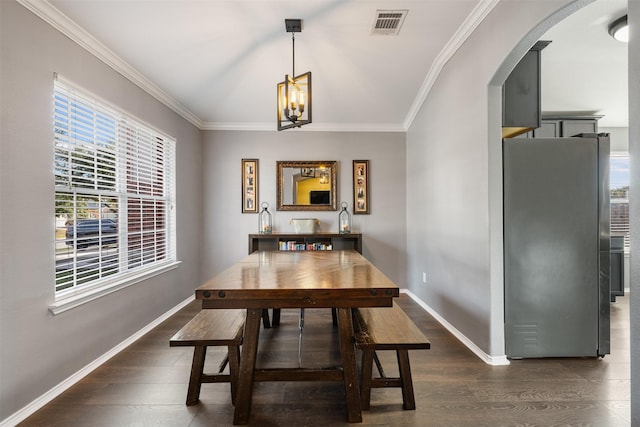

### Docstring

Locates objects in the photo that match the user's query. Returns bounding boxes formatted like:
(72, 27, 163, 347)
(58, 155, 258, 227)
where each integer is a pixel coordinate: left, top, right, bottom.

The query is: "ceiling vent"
(371, 10, 408, 35)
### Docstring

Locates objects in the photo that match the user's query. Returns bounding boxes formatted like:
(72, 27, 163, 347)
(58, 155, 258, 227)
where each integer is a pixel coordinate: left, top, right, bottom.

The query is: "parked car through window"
(65, 219, 118, 249)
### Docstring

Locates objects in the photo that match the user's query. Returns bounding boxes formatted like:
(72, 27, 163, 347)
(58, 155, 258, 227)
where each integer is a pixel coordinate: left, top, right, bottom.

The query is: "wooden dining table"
(195, 249, 400, 424)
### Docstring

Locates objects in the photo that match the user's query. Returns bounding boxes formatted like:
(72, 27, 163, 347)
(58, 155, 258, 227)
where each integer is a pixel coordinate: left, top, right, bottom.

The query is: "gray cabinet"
(610, 235, 625, 302)
(562, 119, 599, 137)
(512, 115, 602, 139)
(502, 41, 551, 136)
(534, 120, 560, 137)
(534, 116, 601, 137)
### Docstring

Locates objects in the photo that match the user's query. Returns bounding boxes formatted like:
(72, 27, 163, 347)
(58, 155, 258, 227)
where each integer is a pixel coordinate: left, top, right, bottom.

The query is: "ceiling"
(541, 0, 628, 128)
(29, 0, 627, 131)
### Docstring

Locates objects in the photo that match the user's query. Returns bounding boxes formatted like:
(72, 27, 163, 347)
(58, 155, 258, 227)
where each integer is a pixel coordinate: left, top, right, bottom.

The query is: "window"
(610, 154, 629, 250)
(53, 78, 176, 307)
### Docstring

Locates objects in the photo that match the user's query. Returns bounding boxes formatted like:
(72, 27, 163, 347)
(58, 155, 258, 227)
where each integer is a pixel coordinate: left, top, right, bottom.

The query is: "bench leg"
(186, 346, 207, 406)
(261, 309, 281, 328)
(217, 353, 230, 373)
(372, 351, 385, 378)
(396, 349, 416, 410)
(228, 344, 241, 405)
(360, 349, 374, 410)
(261, 309, 271, 328)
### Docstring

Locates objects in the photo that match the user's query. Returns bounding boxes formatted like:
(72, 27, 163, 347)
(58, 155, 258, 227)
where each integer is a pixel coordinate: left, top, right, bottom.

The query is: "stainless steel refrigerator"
(503, 134, 610, 358)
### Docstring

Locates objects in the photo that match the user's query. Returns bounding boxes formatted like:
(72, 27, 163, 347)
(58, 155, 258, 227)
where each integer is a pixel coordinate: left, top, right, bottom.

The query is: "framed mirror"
(277, 161, 337, 211)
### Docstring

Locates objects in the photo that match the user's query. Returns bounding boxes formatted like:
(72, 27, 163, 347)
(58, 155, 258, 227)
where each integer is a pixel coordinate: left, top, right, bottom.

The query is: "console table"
(248, 232, 362, 255)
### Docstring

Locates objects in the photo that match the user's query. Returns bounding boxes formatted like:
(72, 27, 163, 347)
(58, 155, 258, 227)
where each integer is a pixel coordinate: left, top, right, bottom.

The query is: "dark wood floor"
(20, 294, 630, 426)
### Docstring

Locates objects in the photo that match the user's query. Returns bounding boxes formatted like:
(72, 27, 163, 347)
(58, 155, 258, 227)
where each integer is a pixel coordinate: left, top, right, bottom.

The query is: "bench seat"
(170, 308, 245, 406)
(353, 302, 430, 410)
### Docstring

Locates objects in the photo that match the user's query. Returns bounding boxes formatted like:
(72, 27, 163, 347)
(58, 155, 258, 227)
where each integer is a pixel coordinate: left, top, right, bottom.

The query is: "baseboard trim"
(0, 294, 195, 427)
(400, 289, 510, 366)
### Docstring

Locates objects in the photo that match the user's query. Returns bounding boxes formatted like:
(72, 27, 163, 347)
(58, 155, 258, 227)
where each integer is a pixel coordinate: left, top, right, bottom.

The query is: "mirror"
(277, 161, 337, 211)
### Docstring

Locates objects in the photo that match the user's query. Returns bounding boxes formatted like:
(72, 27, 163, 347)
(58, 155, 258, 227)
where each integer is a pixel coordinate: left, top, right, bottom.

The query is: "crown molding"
(403, 0, 499, 130)
(18, 0, 495, 134)
(16, 0, 204, 130)
(201, 121, 406, 133)
(18, 0, 403, 134)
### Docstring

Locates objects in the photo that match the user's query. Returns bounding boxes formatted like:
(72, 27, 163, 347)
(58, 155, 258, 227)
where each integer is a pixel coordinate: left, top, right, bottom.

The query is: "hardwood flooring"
(19, 294, 630, 426)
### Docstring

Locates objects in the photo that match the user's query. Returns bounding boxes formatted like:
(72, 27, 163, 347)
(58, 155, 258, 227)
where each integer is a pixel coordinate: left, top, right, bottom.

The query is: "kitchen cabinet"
(502, 41, 551, 138)
(532, 120, 560, 138)
(512, 115, 602, 139)
(535, 115, 601, 137)
(560, 119, 599, 137)
(610, 234, 625, 302)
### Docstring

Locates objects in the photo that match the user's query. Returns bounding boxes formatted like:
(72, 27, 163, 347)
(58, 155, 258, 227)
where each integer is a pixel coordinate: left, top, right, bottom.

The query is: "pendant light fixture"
(277, 19, 312, 130)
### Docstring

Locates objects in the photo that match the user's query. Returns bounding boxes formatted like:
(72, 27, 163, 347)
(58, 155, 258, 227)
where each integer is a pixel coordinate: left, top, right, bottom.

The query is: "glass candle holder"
(338, 201, 351, 234)
(259, 202, 272, 234)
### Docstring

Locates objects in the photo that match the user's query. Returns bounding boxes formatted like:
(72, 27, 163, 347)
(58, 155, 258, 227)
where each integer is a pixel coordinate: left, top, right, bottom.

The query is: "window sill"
(49, 261, 181, 315)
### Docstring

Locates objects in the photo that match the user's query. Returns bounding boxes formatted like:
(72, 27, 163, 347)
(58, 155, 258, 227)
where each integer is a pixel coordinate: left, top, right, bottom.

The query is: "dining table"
(195, 249, 400, 424)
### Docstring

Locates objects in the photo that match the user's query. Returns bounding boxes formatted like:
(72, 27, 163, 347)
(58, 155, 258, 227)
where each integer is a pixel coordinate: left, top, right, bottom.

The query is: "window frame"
(610, 152, 630, 252)
(50, 77, 179, 314)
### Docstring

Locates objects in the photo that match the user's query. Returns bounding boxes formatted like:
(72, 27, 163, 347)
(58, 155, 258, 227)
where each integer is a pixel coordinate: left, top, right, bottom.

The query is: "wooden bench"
(169, 309, 245, 406)
(353, 302, 431, 410)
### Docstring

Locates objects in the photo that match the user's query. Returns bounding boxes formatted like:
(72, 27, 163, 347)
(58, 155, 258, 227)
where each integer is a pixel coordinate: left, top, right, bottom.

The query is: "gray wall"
(0, 1, 203, 420)
(628, 1, 639, 423)
(405, 0, 579, 359)
(200, 130, 407, 287)
(601, 126, 629, 152)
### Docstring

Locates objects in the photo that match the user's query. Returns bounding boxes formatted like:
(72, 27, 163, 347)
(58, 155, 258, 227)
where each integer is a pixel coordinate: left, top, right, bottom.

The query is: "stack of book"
(278, 241, 333, 251)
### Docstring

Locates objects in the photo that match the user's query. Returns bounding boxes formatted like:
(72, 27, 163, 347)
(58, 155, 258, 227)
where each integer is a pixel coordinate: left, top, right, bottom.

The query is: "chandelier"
(277, 19, 312, 130)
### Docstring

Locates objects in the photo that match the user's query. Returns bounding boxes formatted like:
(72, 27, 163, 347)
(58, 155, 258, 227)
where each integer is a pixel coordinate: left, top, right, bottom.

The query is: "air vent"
(371, 10, 408, 35)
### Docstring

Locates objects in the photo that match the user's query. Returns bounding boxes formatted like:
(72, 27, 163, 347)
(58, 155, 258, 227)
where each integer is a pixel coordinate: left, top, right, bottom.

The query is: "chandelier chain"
(291, 33, 296, 77)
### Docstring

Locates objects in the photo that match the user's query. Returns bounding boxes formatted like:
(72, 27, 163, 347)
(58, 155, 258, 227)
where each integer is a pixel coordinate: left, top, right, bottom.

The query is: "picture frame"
(242, 159, 258, 213)
(353, 160, 370, 214)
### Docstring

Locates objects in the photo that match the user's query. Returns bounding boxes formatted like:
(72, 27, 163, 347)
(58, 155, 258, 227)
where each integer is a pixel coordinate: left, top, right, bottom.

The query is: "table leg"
(337, 308, 363, 423)
(233, 308, 261, 425)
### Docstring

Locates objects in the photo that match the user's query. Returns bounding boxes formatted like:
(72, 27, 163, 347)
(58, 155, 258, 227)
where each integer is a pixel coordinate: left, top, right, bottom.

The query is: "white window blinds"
(610, 154, 630, 250)
(54, 78, 176, 295)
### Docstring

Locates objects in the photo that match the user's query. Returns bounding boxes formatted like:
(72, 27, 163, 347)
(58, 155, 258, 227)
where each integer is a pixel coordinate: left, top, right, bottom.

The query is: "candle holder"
(259, 202, 272, 234)
(338, 201, 351, 234)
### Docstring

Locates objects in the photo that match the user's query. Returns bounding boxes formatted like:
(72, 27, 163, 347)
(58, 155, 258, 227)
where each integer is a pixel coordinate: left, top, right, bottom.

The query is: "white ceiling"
(30, 0, 627, 131)
(541, 0, 628, 128)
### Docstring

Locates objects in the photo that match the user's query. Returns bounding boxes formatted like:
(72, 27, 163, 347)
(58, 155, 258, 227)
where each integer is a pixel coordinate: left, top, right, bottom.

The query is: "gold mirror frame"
(276, 161, 337, 211)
